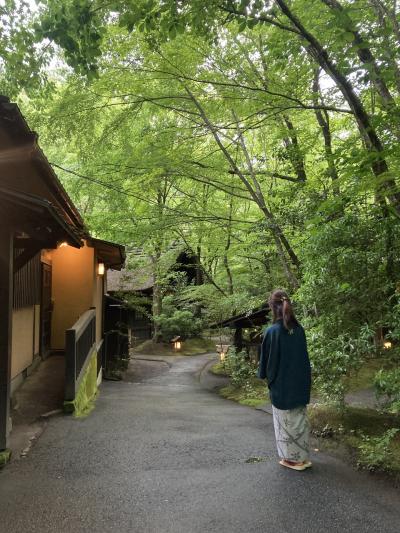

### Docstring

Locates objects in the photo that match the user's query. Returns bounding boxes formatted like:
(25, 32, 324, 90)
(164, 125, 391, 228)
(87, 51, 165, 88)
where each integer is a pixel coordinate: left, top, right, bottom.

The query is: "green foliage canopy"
(3, 0, 400, 403)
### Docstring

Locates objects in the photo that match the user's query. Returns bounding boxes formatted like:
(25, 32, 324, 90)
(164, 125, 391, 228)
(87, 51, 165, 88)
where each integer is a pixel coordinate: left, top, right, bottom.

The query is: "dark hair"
(268, 289, 299, 331)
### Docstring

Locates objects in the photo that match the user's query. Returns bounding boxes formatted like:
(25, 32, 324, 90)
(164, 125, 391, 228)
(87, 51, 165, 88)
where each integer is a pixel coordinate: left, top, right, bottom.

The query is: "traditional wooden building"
(106, 250, 202, 345)
(107, 267, 154, 344)
(212, 304, 270, 359)
(0, 96, 125, 453)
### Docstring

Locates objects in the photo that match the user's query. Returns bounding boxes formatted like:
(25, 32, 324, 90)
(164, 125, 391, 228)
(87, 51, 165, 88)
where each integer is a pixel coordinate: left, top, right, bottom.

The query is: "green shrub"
(295, 210, 400, 403)
(224, 348, 257, 389)
(307, 324, 374, 406)
(374, 368, 400, 413)
(357, 428, 400, 471)
(154, 309, 203, 341)
(389, 298, 400, 342)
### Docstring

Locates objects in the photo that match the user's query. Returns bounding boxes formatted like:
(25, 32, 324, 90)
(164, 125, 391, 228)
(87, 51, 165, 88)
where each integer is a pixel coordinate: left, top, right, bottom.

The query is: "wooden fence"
(65, 308, 96, 401)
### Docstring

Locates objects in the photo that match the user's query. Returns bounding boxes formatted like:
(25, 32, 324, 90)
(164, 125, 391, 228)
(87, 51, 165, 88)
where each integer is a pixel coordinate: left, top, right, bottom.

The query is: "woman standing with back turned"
(258, 289, 312, 471)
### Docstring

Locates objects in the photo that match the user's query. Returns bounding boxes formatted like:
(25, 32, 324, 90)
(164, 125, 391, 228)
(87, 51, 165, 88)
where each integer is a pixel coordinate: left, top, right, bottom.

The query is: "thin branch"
(219, 3, 302, 35)
(50, 162, 255, 225)
(227, 169, 302, 183)
(129, 67, 353, 114)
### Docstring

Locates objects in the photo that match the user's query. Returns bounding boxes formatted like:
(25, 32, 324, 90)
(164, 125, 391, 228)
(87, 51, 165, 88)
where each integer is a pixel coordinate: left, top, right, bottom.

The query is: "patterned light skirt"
(272, 405, 310, 462)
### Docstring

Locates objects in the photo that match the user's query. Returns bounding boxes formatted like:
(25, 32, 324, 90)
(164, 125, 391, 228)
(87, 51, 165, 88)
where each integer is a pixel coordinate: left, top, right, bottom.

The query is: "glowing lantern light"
(98, 262, 105, 276)
(216, 344, 230, 363)
(171, 336, 182, 350)
(383, 341, 392, 350)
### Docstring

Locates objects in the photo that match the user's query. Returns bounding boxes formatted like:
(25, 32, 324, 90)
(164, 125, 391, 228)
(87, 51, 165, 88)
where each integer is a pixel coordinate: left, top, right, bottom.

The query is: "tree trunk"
(282, 115, 307, 182)
(151, 249, 163, 343)
(312, 69, 339, 186)
(152, 185, 167, 343)
(369, 0, 400, 94)
(185, 86, 301, 288)
(224, 198, 234, 295)
(230, 110, 301, 271)
(321, 0, 400, 138)
(275, 0, 400, 216)
(195, 245, 203, 285)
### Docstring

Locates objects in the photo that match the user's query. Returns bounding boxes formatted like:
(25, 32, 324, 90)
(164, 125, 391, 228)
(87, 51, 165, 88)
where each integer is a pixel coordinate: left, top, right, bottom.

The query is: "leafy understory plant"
(374, 368, 400, 413)
(308, 324, 375, 407)
(357, 428, 400, 471)
(153, 295, 203, 341)
(224, 348, 257, 393)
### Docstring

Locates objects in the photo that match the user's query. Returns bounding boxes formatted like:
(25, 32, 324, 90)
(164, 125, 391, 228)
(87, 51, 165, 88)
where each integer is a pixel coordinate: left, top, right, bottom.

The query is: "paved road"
(0, 353, 399, 533)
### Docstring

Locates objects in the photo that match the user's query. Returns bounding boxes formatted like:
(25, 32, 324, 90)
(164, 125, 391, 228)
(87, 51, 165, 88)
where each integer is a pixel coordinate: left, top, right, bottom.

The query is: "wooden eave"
(0, 95, 87, 236)
(89, 237, 126, 270)
(0, 186, 82, 249)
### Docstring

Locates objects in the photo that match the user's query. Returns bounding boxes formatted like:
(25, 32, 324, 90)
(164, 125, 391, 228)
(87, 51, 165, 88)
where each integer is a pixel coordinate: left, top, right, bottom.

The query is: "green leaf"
(342, 31, 355, 43)
(247, 18, 259, 29)
(238, 20, 247, 32)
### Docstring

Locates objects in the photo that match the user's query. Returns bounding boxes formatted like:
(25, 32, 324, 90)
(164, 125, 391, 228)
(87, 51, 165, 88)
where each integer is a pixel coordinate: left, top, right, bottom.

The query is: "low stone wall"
(64, 349, 99, 417)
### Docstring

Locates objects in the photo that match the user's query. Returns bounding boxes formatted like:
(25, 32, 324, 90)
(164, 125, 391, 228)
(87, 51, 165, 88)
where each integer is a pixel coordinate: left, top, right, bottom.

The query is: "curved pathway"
(0, 353, 399, 532)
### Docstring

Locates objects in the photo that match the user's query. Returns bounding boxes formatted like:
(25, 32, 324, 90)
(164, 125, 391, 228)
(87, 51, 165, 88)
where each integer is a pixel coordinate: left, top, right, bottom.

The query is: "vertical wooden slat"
(0, 228, 13, 450)
(13, 251, 41, 309)
(64, 329, 77, 402)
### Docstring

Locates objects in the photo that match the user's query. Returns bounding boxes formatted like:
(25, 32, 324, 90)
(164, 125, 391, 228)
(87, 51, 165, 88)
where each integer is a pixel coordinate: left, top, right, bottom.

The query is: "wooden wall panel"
(13, 252, 41, 309)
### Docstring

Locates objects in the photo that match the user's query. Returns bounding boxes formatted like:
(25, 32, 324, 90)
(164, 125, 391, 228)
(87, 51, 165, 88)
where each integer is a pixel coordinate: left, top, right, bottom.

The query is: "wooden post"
(234, 327, 243, 353)
(64, 328, 77, 402)
(0, 228, 13, 450)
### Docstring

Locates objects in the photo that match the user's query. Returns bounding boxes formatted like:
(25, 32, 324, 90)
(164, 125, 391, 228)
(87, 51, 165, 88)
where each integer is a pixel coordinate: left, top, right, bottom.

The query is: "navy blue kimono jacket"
(258, 319, 311, 410)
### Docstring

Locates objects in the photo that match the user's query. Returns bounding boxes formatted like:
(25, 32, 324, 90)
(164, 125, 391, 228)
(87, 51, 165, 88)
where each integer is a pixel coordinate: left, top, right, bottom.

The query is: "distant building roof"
(107, 268, 154, 293)
(211, 304, 269, 329)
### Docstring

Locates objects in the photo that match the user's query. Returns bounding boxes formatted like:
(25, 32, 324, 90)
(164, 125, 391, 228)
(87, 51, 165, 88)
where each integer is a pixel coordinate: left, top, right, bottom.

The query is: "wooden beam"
(0, 226, 13, 450)
(14, 237, 44, 249)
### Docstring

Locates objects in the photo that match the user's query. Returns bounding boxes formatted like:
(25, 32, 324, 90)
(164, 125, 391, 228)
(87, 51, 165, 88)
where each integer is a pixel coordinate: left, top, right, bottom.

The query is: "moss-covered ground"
(344, 356, 394, 392)
(210, 363, 269, 408)
(219, 382, 269, 408)
(132, 337, 216, 357)
(209, 362, 227, 376)
(309, 404, 400, 477)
